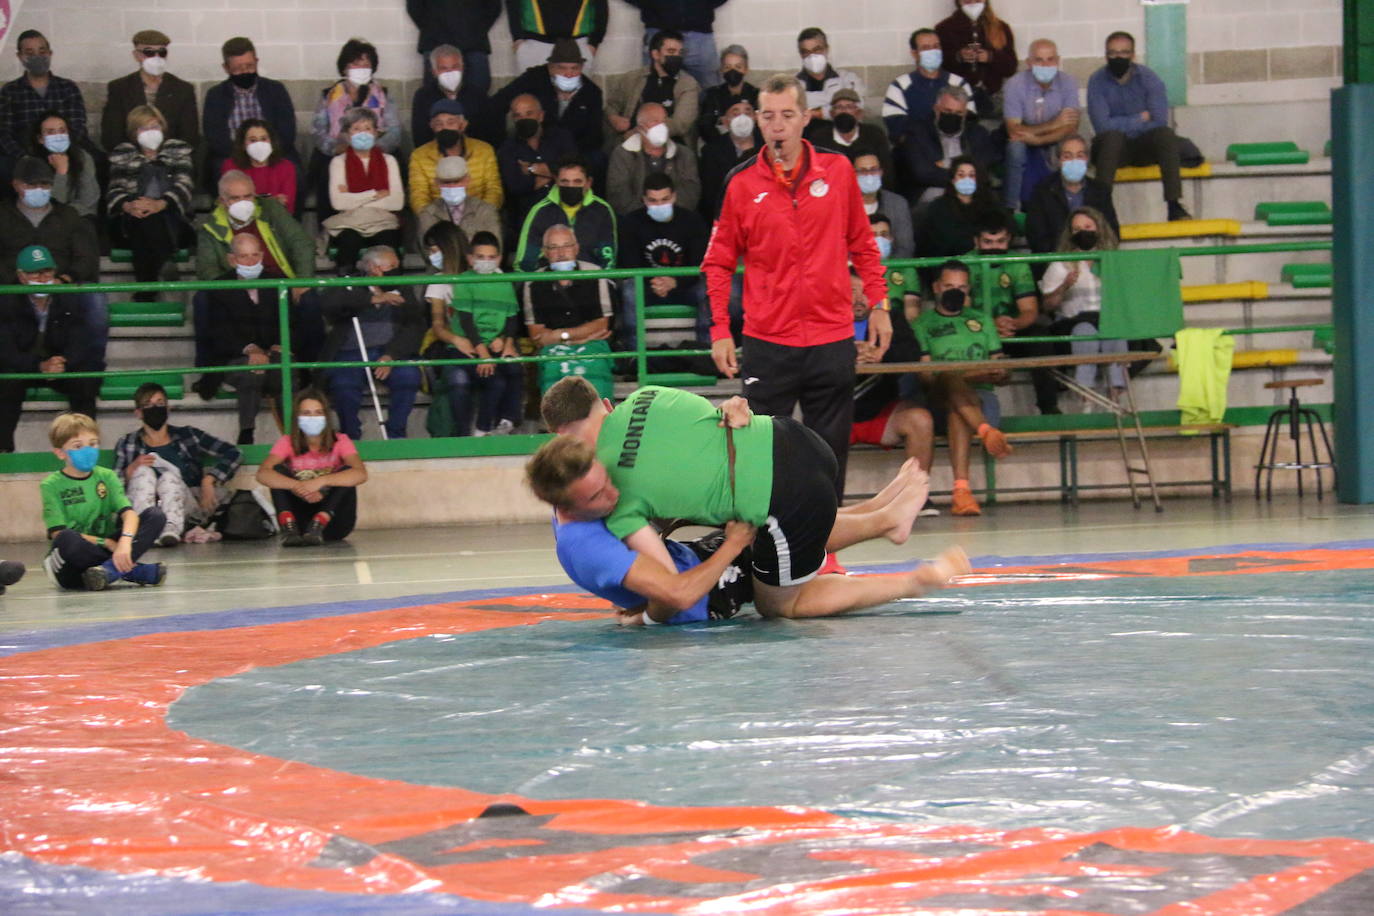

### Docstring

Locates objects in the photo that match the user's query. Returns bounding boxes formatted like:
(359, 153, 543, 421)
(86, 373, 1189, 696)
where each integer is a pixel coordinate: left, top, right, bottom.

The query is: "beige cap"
(435, 156, 469, 180)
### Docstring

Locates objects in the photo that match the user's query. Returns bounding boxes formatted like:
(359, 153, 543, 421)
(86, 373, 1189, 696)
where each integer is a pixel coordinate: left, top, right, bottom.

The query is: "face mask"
(349, 131, 375, 152)
(918, 48, 943, 71)
(246, 140, 272, 162)
(939, 288, 967, 312)
(141, 55, 167, 77)
(1107, 57, 1131, 79)
(440, 185, 467, 206)
(953, 176, 977, 196)
(962, 2, 986, 21)
(832, 113, 857, 134)
(647, 202, 673, 223)
(235, 260, 264, 280)
(427, 250, 445, 270)
(43, 133, 70, 153)
(937, 112, 964, 135)
(514, 117, 540, 140)
(435, 129, 462, 150)
(27, 279, 55, 296)
(723, 69, 744, 88)
(549, 259, 577, 272)
(558, 185, 584, 207)
(979, 246, 1008, 256)
(22, 55, 51, 76)
(141, 405, 168, 430)
(857, 174, 882, 195)
(661, 55, 684, 76)
(21, 187, 51, 209)
(471, 258, 500, 275)
(1032, 65, 1058, 84)
(1060, 158, 1088, 183)
(1072, 229, 1099, 251)
(875, 236, 893, 259)
(346, 67, 372, 86)
(227, 199, 256, 223)
(803, 53, 827, 75)
(67, 445, 101, 472)
(229, 71, 257, 90)
(644, 123, 669, 147)
(729, 113, 754, 138)
(553, 73, 582, 93)
(298, 415, 327, 436)
(437, 69, 462, 92)
(138, 129, 164, 150)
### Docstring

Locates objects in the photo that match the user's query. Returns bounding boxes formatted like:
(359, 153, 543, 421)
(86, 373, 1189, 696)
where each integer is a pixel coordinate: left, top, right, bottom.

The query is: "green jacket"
(196, 196, 316, 280)
(513, 185, 618, 273)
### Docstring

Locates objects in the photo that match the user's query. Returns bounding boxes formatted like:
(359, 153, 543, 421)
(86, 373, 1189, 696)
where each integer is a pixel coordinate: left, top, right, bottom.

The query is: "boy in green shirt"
(39, 413, 168, 591)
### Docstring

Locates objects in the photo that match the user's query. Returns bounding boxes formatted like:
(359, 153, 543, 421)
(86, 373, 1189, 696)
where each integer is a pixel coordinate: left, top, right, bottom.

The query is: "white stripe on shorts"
(761, 514, 818, 588)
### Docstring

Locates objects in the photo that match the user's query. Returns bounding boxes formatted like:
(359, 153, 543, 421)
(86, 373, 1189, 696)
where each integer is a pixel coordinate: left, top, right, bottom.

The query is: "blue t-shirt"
(552, 516, 711, 624)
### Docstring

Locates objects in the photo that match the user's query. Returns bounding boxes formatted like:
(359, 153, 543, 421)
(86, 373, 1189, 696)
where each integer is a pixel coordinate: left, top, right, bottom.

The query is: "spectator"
(424, 225, 523, 436)
(624, 0, 730, 89)
(507, 0, 609, 73)
(1039, 206, 1127, 407)
(202, 233, 288, 445)
(101, 30, 199, 155)
(27, 111, 97, 217)
(221, 118, 297, 213)
(1, 157, 99, 284)
(521, 224, 616, 398)
(1088, 31, 1191, 221)
(604, 29, 700, 143)
(496, 93, 577, 226)
(934, 0, 1017, 115)
(618, 172, 710, 345)
(882, 28, 975, 142)
(606, 101, 700, 216)
(870, 213, 920, 320)
(699, 96, 760, 219)
(324, 108, 403, 275)
(202, 38, 298, 173)
(40, 413, 166, 591)
(912, 259, 1013, 516)
(197, 170, 314, 282)
(854, 151, 912, 259)
(514, 155, 617, 271)
(698, 44, 758, 139)
(256, 388, 368, 546)
(796, 27, 866, 115)
(406, 2, 502, 99)
(1025, 134, 1119, 256)
(0, 246, 105, 452)
(900, 84, 999, 207)
(415, 155, 503, 250)
(310, 38, 401, 217)
(408, 98, 502, 214)
(319, 245, 425, 440)
(106, 105, 194, 301)
(410, 44, 490, 148)
(0, 31, 88, 183)
(803, 89, 893, 180)
(1002, 39, 1079, 210)
(481, 39, 604, 164)
(113, 382, 242, 546)
(915, 156, 1004, 268)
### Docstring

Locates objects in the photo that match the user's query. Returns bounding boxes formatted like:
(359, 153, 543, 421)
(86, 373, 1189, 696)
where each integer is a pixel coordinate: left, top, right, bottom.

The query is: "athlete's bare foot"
(883, 466, 931, 545)
(871, 458, 917, 508)
(915, 544, 971, 587)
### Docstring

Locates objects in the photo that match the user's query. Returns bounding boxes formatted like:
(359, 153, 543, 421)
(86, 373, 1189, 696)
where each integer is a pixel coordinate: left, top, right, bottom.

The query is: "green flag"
(1097, 248, 1184, 339)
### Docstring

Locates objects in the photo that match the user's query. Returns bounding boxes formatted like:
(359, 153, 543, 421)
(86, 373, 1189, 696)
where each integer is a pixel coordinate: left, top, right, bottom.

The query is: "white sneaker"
(472, 428, 489, 437)
(493, 419, 516, 435)
(919, 506, 941, 517)
(42, 550, 60, 586)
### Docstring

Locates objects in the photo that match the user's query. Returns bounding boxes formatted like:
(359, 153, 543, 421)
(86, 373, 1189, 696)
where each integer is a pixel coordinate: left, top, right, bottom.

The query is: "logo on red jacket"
(810, 179, 829, 197)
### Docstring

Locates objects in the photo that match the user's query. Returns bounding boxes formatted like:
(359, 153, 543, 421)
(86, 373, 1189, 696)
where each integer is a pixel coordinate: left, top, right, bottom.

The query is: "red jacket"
(702, 140, 888, 347)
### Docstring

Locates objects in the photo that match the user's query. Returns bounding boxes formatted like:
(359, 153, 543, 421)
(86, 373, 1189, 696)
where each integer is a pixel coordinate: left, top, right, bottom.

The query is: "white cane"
(351, 315, 389, 440)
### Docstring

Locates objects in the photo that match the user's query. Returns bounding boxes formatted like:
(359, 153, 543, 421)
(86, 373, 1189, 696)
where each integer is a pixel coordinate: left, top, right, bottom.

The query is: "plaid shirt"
(113, 424, 243, 489)
(228, 85, 264, 137)
(0, 74, 88, 158)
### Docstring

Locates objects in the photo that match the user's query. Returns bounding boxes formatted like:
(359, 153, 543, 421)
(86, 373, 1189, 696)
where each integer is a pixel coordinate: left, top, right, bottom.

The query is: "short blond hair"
(126, 104, 167, 141)
(525, 435, 596, 509)
(49, 412, 99, 449)
(540, 375, 601, 432)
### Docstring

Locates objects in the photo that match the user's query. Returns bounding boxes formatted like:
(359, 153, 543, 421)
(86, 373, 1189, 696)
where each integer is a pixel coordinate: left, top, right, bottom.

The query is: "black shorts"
(750, 417, 838, 587)
(684, 530, 754, 620)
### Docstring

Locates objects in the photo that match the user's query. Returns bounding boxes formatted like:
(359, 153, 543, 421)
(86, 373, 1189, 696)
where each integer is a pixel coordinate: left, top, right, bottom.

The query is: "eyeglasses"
(138, 47, 169, 57)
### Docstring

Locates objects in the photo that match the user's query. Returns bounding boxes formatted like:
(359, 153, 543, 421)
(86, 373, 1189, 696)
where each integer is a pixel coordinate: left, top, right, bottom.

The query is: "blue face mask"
(1060, 158, 1088, 183)
(349, 131, 376, 152)
(22, 187, 51, 209)
(549, 259, 577, 272)
(857, 174, 883, 195)
(1032, 65, 1058, 84)
(875, 236, 893, 259)
(66, 445, 100, 472)
(953, 177, 977, 196)
(918, 49, 943, 71)
(43, 133, 70, 153)
(428, 250, 444, 270)
(235, 261, 265, 280)
(298, 415, 327, 436)
(646, 202, 674, 223)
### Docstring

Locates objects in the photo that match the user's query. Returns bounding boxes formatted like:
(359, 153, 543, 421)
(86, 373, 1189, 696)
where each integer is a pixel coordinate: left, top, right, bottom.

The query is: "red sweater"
(702, 141, 886, 347)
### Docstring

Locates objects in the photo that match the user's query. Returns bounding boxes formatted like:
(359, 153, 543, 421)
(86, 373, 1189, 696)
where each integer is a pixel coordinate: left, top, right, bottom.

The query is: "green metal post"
(1144, 1, 1189, 106)
(1346, 0, 1374, 85)
(278, 286, 295, 429)
(634, 274, 648, 384)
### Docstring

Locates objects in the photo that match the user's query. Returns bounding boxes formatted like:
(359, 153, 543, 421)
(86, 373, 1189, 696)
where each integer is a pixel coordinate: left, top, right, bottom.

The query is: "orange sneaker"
(950, 486, 982, 516)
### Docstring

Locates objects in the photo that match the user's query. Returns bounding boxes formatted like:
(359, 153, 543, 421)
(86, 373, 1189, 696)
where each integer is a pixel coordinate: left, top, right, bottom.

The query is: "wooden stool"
(1254, 378, 1336, 500)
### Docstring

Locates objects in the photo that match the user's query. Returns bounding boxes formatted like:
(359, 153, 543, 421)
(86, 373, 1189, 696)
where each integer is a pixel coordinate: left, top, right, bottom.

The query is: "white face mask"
(346, 67, 373, 86)
(235, 260, 264, 280)
(246, 140, 272, 163)
(549, 259, 577, 272)
(962, 2, 986, 20)
(803, 53, 827, 75)
(471, 258, 500, 275)
(644, 123, 669, 147)
(141, 55, 167, 77)
(440, 185, 467, 206)
(427, 250, 444, 270)
(227, 199, 256, 223)
(553, 73, 582, 93)
(729, 113, 754, 138)
(437, 69, 462, 92)
(137, 128, 163, 150)
(27, 279, 55, 297)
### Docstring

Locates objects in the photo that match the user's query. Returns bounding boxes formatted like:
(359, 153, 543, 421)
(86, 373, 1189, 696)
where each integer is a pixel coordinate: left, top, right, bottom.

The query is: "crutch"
(351, 315, 389, 440)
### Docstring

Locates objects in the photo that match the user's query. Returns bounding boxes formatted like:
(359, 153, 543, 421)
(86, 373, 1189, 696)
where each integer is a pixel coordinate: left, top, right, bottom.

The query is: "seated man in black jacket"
(204, 233, 285, 444)
(1024, 133, 1120, 257)
(0, 246, 104, 452)
(617, 172, 709, 346)
(479, 38, 604, 166)
(319, 245, 426, 440)
(898, 85, 1000, 208)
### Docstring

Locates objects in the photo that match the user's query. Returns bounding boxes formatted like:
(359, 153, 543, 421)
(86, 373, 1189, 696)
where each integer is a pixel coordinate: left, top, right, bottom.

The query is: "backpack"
(214, 489, 277, 540)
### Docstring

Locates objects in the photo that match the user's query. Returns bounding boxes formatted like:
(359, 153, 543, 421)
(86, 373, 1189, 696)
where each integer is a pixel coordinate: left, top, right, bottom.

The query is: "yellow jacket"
(408, 137, 503, 215)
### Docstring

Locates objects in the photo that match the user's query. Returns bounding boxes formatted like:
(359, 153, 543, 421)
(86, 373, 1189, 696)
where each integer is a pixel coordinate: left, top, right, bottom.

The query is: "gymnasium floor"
(3, 495, 1374, 914)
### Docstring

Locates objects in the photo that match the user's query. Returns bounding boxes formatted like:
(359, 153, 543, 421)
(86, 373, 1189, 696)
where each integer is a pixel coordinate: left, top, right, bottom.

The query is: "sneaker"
(951, 486, 982, 517)
(1167, 200, 1193, 222)
(280, 518, 306, 548)
(301, 518, 326, 547)
(979, 425, 1013, 459)
(82, 566, 112, 591)
(41, 551, 61, 587)
(493, 419, 516, 435)
(918, 506, 941, 517)
(123, 562, 167, 587)
(156, 530, 180, 548)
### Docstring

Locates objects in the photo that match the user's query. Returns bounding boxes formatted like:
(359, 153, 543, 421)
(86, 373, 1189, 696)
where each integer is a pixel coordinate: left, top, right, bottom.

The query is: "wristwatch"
(870, 299, 891, 311)
(560, 331, 571, 341)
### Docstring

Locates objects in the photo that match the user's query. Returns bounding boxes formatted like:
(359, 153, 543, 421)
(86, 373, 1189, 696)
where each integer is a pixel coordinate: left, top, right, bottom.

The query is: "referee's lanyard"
(768, 144, 809, 196)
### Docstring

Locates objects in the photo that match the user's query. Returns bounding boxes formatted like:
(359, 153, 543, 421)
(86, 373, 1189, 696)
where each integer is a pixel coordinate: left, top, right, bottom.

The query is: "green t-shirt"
(884, 266, 916, 309)
(40, 466, 131, 539)
(913, 309, 1003, 389)
(966, 253, 1036, 321)
(451, 279, 520, 343)
(597, 386, 774, 540)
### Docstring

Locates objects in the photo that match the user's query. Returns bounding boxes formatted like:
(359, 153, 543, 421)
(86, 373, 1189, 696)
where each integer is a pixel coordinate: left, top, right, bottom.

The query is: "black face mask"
(435, 129, 462, 150)
(1072, 230, 1099, 251)
(228, 71, 258, 90)
(722, 69, 744, 88)
(832, 113, 857, 134)
(558, 185, 585, 207)
(978, 246, 1008, 257)
(660, 55, 684, 76)
(937, 112, 964, 135)
(939, 288, 966, 313)
(514, 117, 539, 140)
(141, 405, 168, 430)
(1106, 57, 1132, 78)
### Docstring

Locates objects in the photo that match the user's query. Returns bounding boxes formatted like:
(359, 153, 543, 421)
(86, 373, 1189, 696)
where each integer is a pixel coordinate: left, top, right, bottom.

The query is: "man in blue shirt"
(1087, 31, 1191, 222)
(1002, 39, 1080, 210)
